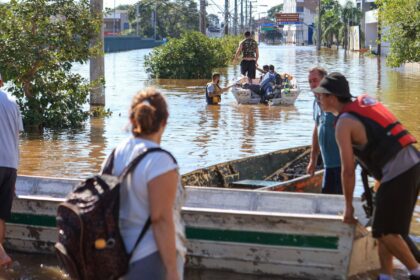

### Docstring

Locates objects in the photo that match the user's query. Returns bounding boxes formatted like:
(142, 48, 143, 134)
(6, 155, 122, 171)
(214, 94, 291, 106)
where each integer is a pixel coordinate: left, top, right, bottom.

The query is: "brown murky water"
(3, 45, 420, 279)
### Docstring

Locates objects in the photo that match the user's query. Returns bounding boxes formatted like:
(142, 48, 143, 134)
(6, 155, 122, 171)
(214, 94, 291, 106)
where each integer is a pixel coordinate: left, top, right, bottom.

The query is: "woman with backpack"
(105, 88, 185, 280)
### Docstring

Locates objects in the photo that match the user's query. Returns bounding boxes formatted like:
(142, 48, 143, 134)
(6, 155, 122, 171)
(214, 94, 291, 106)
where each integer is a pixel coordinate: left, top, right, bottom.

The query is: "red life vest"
(339, 94, 417, 180)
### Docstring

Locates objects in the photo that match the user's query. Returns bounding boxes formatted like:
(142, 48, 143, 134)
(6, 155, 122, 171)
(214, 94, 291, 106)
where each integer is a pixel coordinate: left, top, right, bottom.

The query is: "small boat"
(8, 177, 380, 279)
(182, 145, 323, 193)
(230, 75, 300, 106)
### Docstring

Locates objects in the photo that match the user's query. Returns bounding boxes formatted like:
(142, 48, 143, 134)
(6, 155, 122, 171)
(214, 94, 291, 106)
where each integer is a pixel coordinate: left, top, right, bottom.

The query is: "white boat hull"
(7, 175, 380, 279)
(231, 78, 300, 106)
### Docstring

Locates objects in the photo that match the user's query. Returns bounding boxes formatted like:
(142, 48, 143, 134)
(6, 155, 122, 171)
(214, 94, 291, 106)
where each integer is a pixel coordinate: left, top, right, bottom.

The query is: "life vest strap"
(384, 121, 400, 133)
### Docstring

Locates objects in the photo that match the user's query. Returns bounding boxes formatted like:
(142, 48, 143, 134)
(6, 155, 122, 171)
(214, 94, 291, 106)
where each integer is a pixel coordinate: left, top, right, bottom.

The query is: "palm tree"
(340, 1, 362, 50)
(313, 0, 342, 48)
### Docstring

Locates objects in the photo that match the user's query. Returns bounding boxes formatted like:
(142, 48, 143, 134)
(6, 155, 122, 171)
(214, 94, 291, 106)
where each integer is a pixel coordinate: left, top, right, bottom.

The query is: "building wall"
(282, 0, 316, 45)
(104, 37, 164, 53)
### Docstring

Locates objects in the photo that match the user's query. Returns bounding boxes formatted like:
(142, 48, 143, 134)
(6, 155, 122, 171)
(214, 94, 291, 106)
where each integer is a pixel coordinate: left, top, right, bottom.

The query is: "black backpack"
(55, 147, 175, 280)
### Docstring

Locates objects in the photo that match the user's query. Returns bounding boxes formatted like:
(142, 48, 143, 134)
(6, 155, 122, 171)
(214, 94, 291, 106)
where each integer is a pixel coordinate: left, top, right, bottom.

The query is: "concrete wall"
(104, 36, 164, 53)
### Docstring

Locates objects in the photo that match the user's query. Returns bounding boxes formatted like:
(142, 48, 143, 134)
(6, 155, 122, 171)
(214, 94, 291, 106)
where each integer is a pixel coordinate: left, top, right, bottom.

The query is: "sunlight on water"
(7, 45, 420, 279)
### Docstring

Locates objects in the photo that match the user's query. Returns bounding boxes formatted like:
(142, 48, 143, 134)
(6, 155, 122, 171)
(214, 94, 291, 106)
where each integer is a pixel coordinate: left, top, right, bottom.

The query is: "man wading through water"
(233, 31, 259, 83)
(314, 72, 420, 280)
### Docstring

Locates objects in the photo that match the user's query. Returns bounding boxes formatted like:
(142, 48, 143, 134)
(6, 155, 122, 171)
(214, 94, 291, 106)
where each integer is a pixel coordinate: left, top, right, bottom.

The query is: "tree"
(267, 4, 283, 22)
(144, 32, 240, 79)
(320, 0, 342, 48)
(340, 1, 361, 50)
(0, 0, 101, 129)
(376, 0, 420, 67)
(128, 0, 199, 39)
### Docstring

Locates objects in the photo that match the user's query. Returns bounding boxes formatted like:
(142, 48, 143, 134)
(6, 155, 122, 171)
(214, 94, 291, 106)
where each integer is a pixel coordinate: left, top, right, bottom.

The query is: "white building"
(104, 10, 130, 35)
(355, 0, 389, 55)
(282, 0, 317, 45)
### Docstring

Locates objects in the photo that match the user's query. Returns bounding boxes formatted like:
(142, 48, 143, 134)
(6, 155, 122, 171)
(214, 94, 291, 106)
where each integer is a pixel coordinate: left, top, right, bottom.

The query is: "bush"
(144, 32, 241, 79)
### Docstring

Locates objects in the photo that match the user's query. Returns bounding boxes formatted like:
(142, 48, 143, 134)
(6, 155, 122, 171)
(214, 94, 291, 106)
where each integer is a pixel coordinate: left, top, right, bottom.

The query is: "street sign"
(261, 23, 275, 27)
(275, 13, 301, 24)
(261, 27, 276, 31)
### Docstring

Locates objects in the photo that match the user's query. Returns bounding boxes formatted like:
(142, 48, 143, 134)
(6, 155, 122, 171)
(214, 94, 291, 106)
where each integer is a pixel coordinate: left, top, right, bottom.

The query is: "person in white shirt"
(102, 87, 185, 280)
(0, 73, 24, 267)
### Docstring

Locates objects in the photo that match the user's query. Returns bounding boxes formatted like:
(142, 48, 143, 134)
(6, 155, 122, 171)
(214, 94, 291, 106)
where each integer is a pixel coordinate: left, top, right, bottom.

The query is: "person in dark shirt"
(233, 31, 259, 83)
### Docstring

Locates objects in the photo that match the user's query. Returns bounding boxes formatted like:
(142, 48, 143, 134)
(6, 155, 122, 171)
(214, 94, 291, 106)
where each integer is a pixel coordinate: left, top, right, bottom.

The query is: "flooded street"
(4, 45, 420, 279)
(18, 45, 420, 179)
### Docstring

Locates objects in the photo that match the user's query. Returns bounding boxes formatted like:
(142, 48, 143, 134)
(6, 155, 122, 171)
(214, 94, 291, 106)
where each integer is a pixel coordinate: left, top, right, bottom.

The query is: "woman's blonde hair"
(130, 87, 169, 136)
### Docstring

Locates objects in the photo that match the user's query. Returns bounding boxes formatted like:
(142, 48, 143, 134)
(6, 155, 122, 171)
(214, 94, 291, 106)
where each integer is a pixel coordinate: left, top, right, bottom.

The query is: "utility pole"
(199, 0, 206, 34)
(89, 0, 105, 106)
(153, 3, 157, 40)
(245, 0, 247, 31)
(233, 0, 238, 35)
(240, 0, 243, 33)
(224, 0, 229, 35)
(249, 1, 252, 31)
(136, 3, 140, 36)
(113, 0, 116, 34)
(317, 0, 321, 50)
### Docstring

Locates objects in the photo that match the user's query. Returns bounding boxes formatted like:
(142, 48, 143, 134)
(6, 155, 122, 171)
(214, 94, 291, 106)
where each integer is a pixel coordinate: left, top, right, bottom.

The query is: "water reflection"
(18, 45, 419, 177)
(9, 44, 420, 280)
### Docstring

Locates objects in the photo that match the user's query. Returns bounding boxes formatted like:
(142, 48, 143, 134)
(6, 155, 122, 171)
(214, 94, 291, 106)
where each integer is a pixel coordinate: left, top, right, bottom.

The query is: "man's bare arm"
(336, 117, 357, 224)
(307, 124, 320, 176)
(233, 43, 242, 61)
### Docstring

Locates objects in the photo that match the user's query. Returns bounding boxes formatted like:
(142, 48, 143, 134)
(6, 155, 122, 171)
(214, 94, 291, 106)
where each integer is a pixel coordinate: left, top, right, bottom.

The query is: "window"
(296, 6, 304, 13)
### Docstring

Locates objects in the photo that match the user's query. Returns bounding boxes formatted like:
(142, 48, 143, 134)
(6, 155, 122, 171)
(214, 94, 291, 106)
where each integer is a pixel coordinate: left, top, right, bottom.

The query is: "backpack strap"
(117, 147, 177, 258)
(118, 147, 177, 181)
(101, 149, 116, 175)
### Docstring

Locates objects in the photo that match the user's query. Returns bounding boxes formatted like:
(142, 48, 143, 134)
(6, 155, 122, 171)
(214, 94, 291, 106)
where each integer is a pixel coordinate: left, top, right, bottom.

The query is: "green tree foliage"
(144, 32, 241, 79)
(267, 4, 283, 21)
(340, 1, 361, 49)
(320, 0, 343, 48)
(0, 0, 101, 129)
(128, 0, 199, 39)
(376, 0, 420, 67)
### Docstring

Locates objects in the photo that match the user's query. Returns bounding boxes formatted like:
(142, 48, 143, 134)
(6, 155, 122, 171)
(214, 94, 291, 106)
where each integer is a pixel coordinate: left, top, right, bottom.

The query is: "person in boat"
(206, 73, 231, 105)
(257, 65, 269, 83)
(102, 88, 186, 279)
(259, 65, 277, 102)
(306, 67, 342, 195)
(233, 31, 259, 83)
(314, 72, 420, 280)
(0, 73, 23, 267)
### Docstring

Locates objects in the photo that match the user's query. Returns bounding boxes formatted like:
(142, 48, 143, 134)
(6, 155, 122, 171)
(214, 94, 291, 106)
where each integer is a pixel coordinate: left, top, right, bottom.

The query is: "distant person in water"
(205, 73, 232, 105)
(233, 31, 259, 83)
(0, 73, 23, 267)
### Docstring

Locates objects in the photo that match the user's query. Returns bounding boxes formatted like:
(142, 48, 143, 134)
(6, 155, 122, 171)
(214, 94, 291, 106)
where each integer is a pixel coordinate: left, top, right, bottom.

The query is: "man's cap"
(312, 72, 353, 98)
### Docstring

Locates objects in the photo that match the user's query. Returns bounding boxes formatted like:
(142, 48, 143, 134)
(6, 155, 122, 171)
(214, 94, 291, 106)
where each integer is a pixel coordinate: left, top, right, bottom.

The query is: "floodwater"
(2, 45, 420, 279)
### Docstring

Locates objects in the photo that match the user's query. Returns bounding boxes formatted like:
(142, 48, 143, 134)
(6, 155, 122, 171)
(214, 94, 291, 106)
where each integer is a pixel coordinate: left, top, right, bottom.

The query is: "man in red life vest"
(314, 72, 420, 280)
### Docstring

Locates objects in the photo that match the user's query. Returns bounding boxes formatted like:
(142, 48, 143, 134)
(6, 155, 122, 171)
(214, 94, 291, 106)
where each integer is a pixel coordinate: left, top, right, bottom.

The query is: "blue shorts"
(322, 167, 343, 195)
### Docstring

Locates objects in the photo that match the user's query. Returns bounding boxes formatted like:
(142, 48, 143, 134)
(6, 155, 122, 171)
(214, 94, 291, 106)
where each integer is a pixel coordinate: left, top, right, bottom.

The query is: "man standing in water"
(0, 73, 23, 267)
(306, 67, 342, 194)
(233, 31, 259, 83)
(206, 73, 232, 105)
(314, 72, 420, 280)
